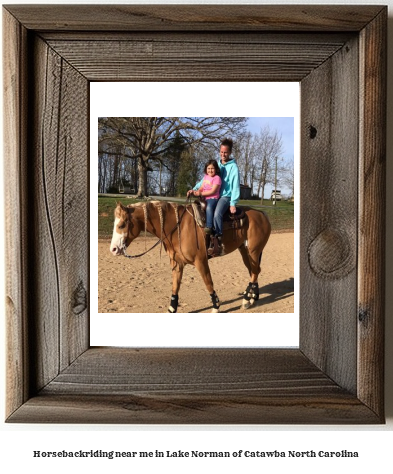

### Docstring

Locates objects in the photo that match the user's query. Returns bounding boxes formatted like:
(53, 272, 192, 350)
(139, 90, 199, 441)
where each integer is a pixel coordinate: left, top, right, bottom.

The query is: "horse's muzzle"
(110, 245, 124, 256)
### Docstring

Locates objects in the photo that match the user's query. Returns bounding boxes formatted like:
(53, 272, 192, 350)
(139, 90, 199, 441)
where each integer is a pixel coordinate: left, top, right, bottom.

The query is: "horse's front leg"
(168, 261, 184, 313)
(194, 259, 221, 313)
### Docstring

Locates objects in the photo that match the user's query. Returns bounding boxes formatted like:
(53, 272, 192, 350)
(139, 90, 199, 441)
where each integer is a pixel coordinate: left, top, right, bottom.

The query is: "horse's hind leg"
(241, 246, 263, 310)
(238, 244, 252, 276)
(238, 244, 260, 309)
(241, 211, 271, 310)
(194, 259, 221, 313)
(168, 261, 184, 313)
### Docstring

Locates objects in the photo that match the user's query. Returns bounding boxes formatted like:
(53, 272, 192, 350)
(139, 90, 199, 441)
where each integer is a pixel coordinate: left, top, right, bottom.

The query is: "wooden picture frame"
(3, 5, 386, 424)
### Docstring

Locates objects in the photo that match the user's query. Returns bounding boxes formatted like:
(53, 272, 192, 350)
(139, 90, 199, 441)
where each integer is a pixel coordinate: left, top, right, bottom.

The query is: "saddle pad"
(191, 202, 206, 227)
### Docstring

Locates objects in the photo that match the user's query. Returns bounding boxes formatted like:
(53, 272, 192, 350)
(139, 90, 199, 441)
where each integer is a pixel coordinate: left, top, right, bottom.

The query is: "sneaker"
(204, 227, 213, 235)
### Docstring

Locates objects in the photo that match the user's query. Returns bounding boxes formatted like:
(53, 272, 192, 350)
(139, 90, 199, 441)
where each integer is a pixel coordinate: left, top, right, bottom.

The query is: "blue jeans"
(205, 198, 218, 229)
(213, 196, 230, 236)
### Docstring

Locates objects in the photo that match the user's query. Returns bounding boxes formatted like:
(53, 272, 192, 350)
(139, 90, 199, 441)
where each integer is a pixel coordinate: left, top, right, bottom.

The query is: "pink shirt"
(202, 174, 221, 199)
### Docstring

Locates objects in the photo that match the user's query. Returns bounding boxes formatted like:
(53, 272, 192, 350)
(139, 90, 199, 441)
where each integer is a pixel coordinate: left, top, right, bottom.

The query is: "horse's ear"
(114, 201, 127, 217)
(117, 202, 127, 211)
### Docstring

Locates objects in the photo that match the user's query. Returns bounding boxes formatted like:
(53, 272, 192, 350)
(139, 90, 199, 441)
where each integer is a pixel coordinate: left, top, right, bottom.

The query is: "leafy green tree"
(163, 131, 187, 196)
(177, 148, 197, 196)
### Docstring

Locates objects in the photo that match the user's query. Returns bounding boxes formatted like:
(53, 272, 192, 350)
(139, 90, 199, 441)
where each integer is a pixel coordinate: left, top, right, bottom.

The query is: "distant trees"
(175, 146, 203, 196)
(98, 117, 293, 200)
(233, 131, 257, 189)
(98, 117, 247, 197)
(98, 141, 138, 194)
(255, 126, 284, 203)
(234, 125, 286, 202)
(281, 157, 295, 199)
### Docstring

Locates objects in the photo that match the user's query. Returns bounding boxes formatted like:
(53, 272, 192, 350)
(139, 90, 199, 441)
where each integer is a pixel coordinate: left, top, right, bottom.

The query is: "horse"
(109, 200, 271, 313)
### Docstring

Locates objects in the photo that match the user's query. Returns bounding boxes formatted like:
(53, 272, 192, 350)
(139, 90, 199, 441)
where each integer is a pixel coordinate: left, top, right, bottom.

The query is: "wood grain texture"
(41, 31, 354, 43)
(300, 36, 359, 394)
(3, 5, 384, 32)
(358, 9, 387, 417)
(44, 348, 341, 395)
(9, 392, 378, 425)
(29, 36, 90, 389)
(3, 5, 386, 424)
(3, 9, 30, 418)
(45, 35, 350, 82)
(7, 348, 379, 424)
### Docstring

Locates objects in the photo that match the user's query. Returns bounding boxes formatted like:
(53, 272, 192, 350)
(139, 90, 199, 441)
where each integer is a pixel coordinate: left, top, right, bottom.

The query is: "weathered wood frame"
(3, 5, 386, 423)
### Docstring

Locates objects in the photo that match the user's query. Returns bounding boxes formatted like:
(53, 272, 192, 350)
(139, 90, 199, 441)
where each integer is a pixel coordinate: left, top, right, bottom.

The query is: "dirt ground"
(98, 232, 294, 314)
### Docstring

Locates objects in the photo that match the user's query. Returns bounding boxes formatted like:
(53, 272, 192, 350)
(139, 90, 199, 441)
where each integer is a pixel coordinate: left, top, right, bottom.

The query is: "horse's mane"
(126, 200, 184, 253)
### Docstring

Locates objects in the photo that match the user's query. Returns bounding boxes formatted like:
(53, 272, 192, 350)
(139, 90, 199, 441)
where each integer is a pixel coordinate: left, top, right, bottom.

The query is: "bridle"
(120, 198, 191, 259)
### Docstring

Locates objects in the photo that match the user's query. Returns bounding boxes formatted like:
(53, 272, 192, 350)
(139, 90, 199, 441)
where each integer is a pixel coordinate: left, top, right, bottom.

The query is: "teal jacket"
(218, 159, 240, 206)
(194, 159, 240, 207)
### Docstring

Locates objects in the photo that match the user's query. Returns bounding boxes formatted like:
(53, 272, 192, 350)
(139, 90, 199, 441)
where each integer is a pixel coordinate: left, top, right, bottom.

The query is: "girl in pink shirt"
(187, 160, 222, 234)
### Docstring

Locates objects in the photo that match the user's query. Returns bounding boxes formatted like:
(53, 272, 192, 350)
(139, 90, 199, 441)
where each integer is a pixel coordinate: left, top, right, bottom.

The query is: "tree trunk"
(133, 158, 138, 194)
(259, 177, 266, 205)
(112, 152, 120, 189)
(260, 187, 265, 204)
(137, 156, 149, 197)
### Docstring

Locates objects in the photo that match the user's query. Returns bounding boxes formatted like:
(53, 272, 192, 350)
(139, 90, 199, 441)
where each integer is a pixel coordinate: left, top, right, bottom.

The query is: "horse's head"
(109, 203, 144, 256)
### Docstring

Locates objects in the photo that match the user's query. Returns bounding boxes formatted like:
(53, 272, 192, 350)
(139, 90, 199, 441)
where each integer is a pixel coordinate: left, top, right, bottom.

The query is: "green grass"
(98, 195, 294, 238)
(258, 204, 295, 232)
(241, 198, 294, 209)
(236, 199, 294, 232)
(98, 196, 139, 237)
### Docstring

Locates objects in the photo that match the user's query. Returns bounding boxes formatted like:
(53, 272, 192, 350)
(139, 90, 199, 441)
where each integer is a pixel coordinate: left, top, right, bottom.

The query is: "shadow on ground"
(190, 278, 294, 313)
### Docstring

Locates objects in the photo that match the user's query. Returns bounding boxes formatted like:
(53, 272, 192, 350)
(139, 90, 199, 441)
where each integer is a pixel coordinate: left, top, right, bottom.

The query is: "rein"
(122, 238, 162, 259)
(121, 198, 191, 259)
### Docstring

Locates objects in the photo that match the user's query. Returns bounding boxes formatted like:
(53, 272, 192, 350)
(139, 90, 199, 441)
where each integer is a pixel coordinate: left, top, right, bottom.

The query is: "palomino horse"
(109, 201, 271, 313)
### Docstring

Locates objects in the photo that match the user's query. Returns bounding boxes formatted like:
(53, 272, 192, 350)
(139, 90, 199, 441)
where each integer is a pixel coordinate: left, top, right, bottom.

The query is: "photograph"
(97, 116, 295, 315)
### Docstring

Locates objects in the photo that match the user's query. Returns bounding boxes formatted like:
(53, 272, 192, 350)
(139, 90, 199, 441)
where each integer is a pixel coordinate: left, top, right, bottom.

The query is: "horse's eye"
(118, 222, 126, 229)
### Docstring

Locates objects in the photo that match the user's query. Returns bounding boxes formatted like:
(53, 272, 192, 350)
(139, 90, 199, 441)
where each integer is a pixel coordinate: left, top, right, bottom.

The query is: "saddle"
(191, 197, 248, 258)
(191, 197, 248, 231)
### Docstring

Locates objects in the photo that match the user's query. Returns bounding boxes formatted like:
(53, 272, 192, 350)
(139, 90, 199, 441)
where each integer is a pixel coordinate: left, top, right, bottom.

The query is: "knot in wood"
(309, 125, 317, 139)
(358, 307, 370, 326)
(308, 228, 355, 279)
(73, 281, 87, 315)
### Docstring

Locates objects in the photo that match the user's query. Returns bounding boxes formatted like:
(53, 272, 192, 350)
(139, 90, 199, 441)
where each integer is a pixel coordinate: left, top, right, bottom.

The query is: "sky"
(247, 117, 295, 163)
(246, 116, 295, 196)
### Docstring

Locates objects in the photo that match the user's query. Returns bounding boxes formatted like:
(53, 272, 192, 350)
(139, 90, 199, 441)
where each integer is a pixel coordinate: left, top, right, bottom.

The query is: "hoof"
(242, 298, 255, 310)
(211, 307, 220, 313)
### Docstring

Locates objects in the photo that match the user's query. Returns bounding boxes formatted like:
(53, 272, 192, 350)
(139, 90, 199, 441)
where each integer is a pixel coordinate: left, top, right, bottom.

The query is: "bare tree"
(99, 117, 247, 197)
(254, 126, 283, 203)
(281, 157, 295, 199)
(98, 128, 139, 194)
(233, 131, 257, 191)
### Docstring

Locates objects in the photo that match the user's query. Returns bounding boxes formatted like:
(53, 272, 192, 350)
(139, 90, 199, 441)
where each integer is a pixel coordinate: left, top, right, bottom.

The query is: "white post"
(273, 155, 278, 206)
